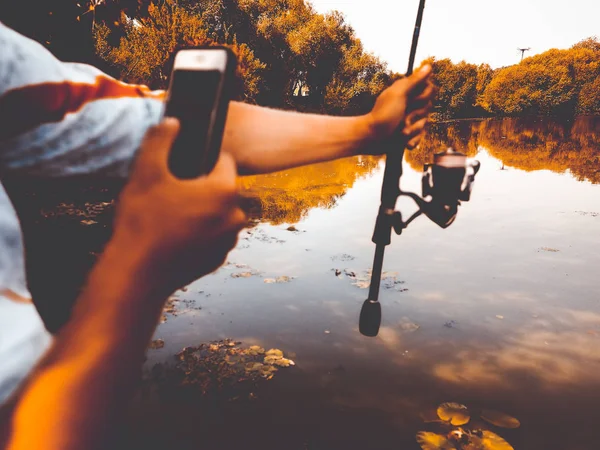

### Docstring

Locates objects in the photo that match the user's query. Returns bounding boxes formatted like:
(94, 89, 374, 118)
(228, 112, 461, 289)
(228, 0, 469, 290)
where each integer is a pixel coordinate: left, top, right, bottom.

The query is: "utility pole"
(518, 47, 531, 62)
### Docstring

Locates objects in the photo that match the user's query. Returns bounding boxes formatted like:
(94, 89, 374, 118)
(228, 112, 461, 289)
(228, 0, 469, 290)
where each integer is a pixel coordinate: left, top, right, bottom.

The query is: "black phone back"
(164, 47, 237, 179)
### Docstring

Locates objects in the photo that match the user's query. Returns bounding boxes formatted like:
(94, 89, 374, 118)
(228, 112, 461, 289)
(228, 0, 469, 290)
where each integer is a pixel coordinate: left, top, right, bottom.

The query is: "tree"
(324, 41, 389, 115)
(94, 1, 266, 101)
(480, 40, 599, 117)
(424, 58, 486, 119)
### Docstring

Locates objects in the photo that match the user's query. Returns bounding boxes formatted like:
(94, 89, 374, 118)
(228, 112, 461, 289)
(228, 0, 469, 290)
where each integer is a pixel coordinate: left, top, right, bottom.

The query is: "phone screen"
(165, 69, 222, 178)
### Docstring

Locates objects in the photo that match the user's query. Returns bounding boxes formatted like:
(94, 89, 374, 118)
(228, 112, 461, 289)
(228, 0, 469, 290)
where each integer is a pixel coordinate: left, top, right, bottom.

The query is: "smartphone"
(163, 47, 237, 178)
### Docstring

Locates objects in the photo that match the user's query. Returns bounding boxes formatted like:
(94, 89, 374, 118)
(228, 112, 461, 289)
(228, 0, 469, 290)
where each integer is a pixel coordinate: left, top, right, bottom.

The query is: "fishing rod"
(359, 0, 481, 337)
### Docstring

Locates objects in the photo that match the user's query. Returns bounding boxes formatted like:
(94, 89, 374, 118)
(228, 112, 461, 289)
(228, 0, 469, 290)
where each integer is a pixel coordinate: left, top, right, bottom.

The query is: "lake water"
(135, 117, 600, 450)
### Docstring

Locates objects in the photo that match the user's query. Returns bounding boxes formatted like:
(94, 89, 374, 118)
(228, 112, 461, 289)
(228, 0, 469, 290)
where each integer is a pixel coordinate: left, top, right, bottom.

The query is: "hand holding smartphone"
(163, 47, 237, 178)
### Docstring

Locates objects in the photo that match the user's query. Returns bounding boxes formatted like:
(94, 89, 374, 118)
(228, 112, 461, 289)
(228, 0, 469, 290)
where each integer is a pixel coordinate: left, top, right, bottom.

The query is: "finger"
(411, 82, 437, 105)
(403, 117, 429, 137)
(395, 64, 432, 97)
(406, 102, 433, 126)
(406, 135, 422, 150)
(197, 151, 238, 192)
(229, 207, 248, 231)
(132, 118, 180, 184)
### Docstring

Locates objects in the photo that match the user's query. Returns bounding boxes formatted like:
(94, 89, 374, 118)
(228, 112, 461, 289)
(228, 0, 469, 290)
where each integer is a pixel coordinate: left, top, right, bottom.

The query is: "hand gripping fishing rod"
(358, 0, 428, 337)
(358, 0, 481, 337)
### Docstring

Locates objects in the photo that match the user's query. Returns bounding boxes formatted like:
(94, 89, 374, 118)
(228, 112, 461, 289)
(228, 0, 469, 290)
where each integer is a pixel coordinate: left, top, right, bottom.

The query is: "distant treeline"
(1, 0, 598, 118)
(426, 38, 600, 120)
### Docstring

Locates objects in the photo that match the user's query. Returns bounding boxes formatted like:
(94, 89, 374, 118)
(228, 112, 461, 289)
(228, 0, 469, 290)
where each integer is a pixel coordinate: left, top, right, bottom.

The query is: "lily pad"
(247, 345, 265, 356)
(437, 402, 470, 426)
(470, 431, 514, 450)
(416, 431, 454, 450)
(273, 357, 295, 367)
(481, 410, 520, 429)
(265, 349, 284, 358)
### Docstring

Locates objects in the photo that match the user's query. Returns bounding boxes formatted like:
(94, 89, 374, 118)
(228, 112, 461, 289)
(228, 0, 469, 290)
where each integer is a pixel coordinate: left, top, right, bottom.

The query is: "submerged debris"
(575, 211, 599, 217)
(231, 271, 256, 278)
(264, 276, 294, 284)
(399, 317, 420, 333)
(330, 253, 355, 262)
(149, 339, 295, 397)
(335, 268, 407, 291)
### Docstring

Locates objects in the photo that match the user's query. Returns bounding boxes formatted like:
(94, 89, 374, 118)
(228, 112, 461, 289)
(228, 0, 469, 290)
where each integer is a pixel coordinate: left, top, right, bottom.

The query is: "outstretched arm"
(223, 65, 435, 175)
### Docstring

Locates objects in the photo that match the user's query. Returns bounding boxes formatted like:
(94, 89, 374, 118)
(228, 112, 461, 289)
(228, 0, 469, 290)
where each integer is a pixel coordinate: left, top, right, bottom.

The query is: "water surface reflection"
(138, 117, 600, 449)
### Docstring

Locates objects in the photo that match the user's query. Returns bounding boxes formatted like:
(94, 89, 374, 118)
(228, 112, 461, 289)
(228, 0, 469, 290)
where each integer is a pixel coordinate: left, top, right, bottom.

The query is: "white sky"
(309, 0, 600, 72)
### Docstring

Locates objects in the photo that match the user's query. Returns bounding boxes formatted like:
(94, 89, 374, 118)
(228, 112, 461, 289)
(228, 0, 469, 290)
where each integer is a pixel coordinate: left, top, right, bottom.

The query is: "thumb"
(133, 118, 180, 183)
(399, 64, 432, 95)
(202, 151, 238, 192)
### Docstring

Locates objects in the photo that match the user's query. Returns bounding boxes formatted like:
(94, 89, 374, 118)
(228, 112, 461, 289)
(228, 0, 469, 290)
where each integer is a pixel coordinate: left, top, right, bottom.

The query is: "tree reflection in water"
(241, 117, 599, 226)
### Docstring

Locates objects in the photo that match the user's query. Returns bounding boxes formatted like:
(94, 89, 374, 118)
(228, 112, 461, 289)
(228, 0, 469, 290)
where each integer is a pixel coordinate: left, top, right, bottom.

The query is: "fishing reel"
(389, 148, 480, 235)
(359, 148, 480, 337)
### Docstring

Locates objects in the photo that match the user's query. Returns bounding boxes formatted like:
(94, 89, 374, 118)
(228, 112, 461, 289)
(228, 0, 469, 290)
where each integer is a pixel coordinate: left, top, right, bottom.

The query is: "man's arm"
(3, 120, 247, 450)
(223, 67, 435, 175)
(0, 21, 433, 179)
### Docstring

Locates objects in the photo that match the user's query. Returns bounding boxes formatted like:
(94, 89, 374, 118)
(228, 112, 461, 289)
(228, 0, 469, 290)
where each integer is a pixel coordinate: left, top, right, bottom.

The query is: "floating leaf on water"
(264, 278, 276, 284)
(265, 349, 284, 358)
(400, 318, 420, 333)
(437, 402, 470, 425)
(478, 431, 514, 450)
(149, 339, 165, 350)
(246, 362, 263, 371)
(247, 345, 265, 355)
(264, 355, 281, 365)
(495, 315, 504, 320)
(352, 280, 371, 289)
(381, 271, 399, 279)
(231, 272, 253, 278)
(276, 276, 292, 283)
(274, 358, 294, 367)
(416, 431, 454, 450)
(481, 410, 520, 429)
(259, 365, 277, 378)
